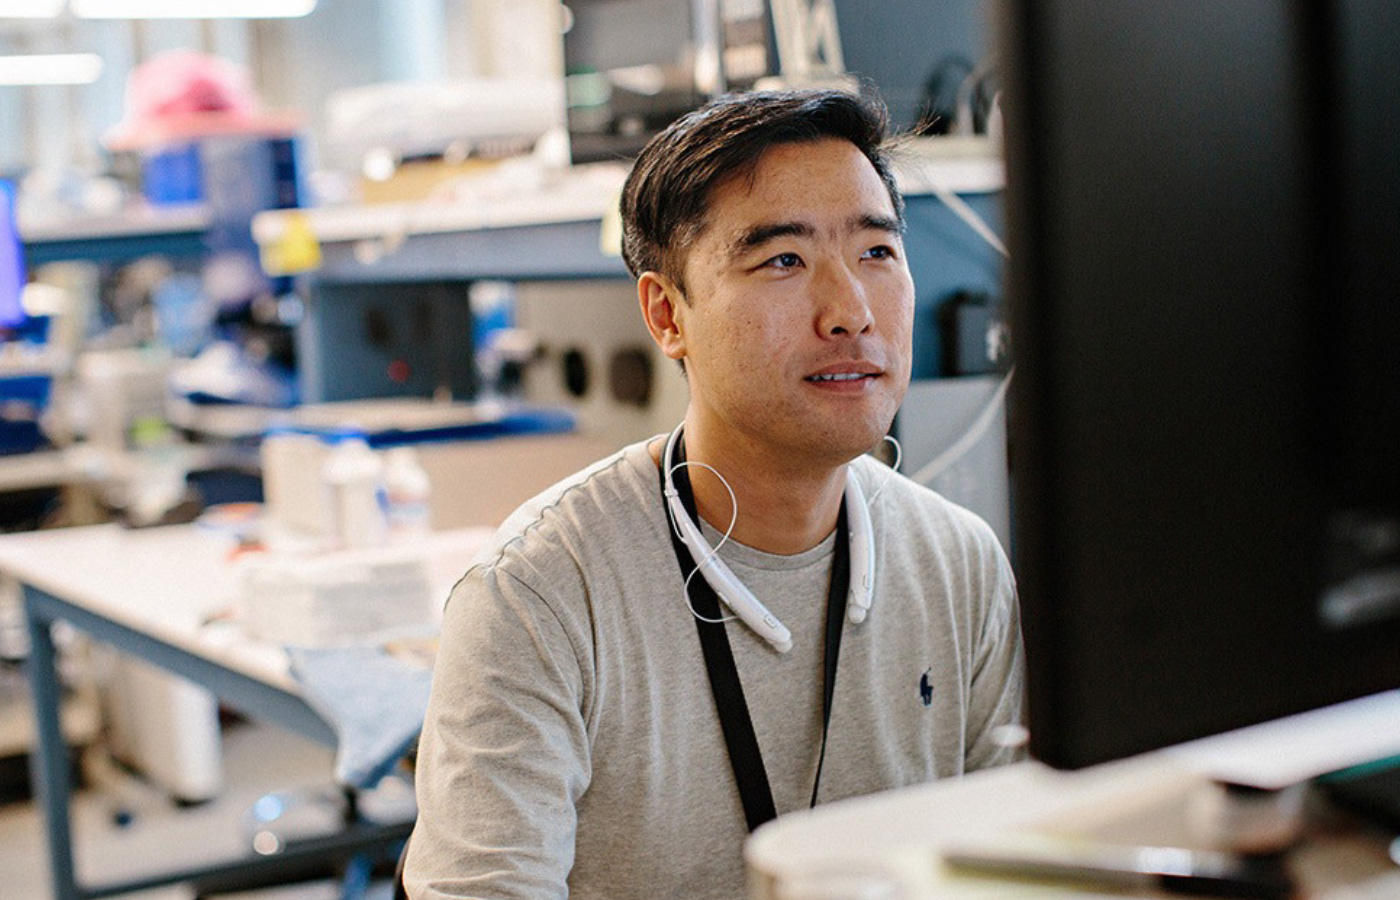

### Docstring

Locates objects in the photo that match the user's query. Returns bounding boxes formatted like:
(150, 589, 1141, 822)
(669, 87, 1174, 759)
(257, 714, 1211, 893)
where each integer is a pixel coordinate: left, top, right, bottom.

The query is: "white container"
(322, 434, 386, 549)
(382, 446, 432, 541)
(239, 547, 435, 646)
(101, 654, 223, 803)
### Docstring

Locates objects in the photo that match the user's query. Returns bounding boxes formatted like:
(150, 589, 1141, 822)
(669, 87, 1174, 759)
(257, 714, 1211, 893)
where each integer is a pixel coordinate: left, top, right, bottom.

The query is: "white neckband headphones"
(662, 424, 876, 654)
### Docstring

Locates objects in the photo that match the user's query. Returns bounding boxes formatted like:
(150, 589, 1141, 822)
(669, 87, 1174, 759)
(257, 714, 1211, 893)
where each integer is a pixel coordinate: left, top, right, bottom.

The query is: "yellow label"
(260, 211, 323, 276)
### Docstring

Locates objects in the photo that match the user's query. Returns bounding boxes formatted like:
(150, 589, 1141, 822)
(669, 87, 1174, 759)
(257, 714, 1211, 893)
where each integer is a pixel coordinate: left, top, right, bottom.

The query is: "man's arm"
(405, 565, 591, 900)
(964, 540, 1027, 770)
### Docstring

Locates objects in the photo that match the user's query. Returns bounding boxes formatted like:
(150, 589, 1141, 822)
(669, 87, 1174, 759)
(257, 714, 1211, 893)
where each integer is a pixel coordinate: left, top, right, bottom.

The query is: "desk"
(0, 523, 490, 900)
(746, 743, 1400, 899)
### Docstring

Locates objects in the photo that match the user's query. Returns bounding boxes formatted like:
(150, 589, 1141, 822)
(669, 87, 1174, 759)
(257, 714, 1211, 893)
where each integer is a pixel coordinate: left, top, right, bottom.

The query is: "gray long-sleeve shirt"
(406, 439, 1024, 900)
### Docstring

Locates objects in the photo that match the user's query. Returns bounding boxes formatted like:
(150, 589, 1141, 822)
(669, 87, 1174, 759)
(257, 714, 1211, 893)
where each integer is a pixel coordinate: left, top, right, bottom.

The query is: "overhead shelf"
(892, 135, 1006, 196)
(20, 205, 213, 267)
(12, 137, 1002, 278)
(249, 138, 1004, 285)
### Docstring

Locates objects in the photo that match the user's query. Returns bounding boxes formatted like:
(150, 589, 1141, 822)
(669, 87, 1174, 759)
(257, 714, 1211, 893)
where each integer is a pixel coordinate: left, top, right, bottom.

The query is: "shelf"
(251, 145, 1004, 286)
(0, 349, 68, 378)
(252, 162, 631, 284)
(0, 450, 85, 494)
(0, 444, 260, 497)
(20, 206, 213, 267)
(253, 165, 629, 246)
(892, 136, 1006, 195)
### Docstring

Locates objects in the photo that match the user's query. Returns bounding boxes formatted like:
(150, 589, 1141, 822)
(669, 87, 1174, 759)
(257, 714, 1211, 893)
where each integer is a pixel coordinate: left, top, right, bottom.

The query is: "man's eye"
(863, 245, 896, 260)
(765, 252, 803, 269)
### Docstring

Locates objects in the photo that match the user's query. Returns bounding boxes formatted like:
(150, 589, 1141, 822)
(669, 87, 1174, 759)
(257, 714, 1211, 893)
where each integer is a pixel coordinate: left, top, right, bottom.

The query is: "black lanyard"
(659, 435, 850, 832)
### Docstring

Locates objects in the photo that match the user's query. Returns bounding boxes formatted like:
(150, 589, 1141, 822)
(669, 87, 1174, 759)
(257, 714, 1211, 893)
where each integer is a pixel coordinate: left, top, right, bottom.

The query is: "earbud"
(665, 489, 795, 653)
(663, 424, 876, 652)
(845, 474, 875, 623)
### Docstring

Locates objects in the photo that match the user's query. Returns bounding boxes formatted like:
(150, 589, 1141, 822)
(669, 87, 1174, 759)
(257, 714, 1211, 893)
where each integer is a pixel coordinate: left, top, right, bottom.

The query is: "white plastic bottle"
(322, 433, 387, 549)
(382, 446, 433, 542)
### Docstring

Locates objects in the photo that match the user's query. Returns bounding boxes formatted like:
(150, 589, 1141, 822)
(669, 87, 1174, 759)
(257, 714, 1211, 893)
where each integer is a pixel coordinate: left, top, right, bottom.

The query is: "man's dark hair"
(620, 89, 903, 294)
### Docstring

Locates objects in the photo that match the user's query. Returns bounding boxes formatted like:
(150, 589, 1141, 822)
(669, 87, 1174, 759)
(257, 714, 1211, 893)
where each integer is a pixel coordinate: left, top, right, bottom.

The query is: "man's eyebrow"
(856, 213, 903, 236)
(725, 213, 904, 262)
(727, 221, 815, 260)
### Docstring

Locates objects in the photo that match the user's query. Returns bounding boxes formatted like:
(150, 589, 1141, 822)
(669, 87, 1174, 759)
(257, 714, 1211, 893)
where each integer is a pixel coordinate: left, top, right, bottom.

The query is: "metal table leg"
(24, 584, 80, 900)
(21, 582, 413, 900)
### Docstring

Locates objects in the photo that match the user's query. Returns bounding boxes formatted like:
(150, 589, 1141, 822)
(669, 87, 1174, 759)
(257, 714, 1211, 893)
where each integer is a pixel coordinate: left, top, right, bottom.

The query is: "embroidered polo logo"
(919, 668, 933, 707)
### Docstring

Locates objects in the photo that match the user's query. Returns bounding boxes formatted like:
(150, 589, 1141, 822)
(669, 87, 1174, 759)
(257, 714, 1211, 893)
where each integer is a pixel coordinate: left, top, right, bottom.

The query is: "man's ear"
(638, 271, 688, 363)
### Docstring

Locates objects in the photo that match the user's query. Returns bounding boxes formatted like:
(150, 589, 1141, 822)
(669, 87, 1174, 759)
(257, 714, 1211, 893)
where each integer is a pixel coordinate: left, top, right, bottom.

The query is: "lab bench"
(0, 522, 493, 900)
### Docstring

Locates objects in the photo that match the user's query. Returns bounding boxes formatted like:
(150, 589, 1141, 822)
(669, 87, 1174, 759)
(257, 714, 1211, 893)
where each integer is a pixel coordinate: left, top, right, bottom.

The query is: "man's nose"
(816, 263, 875, 336)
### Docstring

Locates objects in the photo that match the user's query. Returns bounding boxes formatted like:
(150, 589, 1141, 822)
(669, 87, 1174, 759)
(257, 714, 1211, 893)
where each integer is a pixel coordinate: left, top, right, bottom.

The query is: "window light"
(0, 53, 103, 86)
(71, 0, 317, 19)
(1, 0, 66, 17)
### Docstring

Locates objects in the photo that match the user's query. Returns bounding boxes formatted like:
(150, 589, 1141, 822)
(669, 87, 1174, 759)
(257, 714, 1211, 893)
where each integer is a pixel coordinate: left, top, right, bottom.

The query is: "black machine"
(562, 0, 775, 164)
(997, 1, 1400, 769)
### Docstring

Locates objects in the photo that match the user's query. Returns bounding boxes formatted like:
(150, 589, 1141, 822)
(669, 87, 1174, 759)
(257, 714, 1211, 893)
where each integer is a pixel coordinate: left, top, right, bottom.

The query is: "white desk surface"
(0, 523, 493, 693)
(747, 743, 1400, 900)
(747, 754, 1183, 900)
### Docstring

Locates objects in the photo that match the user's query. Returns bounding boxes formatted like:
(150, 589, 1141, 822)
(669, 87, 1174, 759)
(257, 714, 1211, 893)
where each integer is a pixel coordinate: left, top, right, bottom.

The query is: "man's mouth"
(805, 360, 883, 384)
(806, 372, 876, 383)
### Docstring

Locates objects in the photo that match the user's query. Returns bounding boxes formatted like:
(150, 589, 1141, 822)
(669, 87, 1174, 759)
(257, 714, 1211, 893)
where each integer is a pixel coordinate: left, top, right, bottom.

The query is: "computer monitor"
(996, 1, 1400, 769)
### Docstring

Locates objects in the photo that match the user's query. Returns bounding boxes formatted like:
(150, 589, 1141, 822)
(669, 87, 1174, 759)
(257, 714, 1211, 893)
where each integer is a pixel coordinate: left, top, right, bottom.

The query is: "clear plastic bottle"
(322, 433, 387, 548)
(382, 445, 432, 542)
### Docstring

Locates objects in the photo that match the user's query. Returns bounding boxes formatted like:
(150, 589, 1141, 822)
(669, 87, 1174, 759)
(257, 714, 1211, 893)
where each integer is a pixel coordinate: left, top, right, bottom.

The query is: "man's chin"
(796, 418, 897, 468)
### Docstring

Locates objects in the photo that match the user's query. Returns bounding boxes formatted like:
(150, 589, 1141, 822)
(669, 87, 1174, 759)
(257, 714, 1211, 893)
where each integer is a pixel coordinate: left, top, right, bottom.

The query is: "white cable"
(866, 434, 903, 505)
(953, 58, 997, 138)
(909, 369, 1014, 487)
(910, 142, 1012, 485)
(666, 459, 740, 625)
(926, 175, 1009, 259)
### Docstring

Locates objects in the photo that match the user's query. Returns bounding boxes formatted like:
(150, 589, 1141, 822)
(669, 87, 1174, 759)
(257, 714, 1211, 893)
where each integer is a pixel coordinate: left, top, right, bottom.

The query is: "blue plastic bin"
(0, 373, 51, 455)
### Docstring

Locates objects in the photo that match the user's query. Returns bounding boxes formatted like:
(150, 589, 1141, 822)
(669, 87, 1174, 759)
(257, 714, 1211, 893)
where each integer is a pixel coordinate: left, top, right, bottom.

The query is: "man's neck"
(656, 418, 849, 556)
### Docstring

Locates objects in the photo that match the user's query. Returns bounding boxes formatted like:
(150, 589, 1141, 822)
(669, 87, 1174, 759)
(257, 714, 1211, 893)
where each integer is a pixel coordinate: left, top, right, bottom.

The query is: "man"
(405, 89, 1023, 900)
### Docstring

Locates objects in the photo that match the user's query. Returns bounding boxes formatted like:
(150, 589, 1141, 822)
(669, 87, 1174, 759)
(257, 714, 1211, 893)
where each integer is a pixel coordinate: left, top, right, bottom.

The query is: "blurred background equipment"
(324, 78, 565, 203)
(895, 373, 1011, 554)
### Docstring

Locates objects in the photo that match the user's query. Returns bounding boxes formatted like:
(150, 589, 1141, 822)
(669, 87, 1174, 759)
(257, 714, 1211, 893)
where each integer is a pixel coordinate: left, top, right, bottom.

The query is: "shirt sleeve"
(963, 536, 1028, 771)
(404, 563, 592, 900)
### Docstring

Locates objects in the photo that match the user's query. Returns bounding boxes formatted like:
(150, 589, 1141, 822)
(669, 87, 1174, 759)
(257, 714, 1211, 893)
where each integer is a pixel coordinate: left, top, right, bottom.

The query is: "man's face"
(667, 138, 915, 468)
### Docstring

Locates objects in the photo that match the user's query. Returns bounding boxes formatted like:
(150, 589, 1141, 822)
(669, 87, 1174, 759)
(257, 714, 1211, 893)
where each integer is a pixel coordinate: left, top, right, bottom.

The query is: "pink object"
(105, 50, 300, 151)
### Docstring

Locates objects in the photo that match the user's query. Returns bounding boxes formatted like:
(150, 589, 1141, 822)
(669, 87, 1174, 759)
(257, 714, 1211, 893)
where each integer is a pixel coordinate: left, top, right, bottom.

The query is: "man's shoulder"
(851, 456, 1014, 636)
(467, 437, 663, 577)
(852, 454, 1005, 559)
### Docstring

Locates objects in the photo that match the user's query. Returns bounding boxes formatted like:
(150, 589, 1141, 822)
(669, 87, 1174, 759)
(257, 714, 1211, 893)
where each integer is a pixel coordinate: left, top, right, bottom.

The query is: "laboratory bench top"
(2, 521, 493, 900)
(0, 522, 491, 693)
